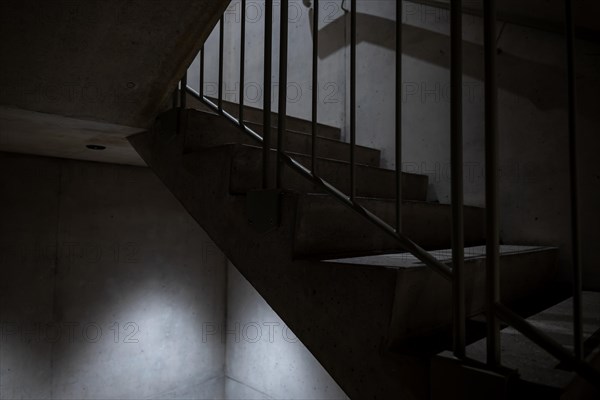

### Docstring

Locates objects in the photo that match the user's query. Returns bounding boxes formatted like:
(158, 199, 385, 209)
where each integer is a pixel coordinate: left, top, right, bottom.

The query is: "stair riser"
(211, 98, 342, 140)
(226, 146, 427, 201)
(388, 248, 559, 346)
(294, 196, 485, 258)
(183, 110, 380, 167)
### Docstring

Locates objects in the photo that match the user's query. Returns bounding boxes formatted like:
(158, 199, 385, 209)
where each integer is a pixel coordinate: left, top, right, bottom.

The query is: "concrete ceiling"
(0, 0, 229, 128)
(0, 0, 229, 166)
(0, 107, 146, 166)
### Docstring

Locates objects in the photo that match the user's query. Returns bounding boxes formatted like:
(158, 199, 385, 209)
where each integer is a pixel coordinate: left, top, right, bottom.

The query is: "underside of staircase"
(128, 99, 571, 399)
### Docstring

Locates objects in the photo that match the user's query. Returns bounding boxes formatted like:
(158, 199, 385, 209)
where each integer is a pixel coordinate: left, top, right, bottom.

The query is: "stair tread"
(229, 143, 421, 176)
(184, 143, 429, 201)
(184, 109, 380, 166)
(322, 245, 557, 268)
(204, 96, 342, 139)
(243, 121, 343, 143)
(185, 142, 424, 178)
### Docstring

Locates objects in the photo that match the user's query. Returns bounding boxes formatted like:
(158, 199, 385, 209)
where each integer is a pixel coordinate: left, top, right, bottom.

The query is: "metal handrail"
(484, 0, 501, 368)
(178, 0, 599, 389)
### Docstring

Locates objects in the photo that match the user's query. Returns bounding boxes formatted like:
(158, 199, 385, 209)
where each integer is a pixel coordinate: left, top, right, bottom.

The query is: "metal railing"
(174, 0, 599, 389)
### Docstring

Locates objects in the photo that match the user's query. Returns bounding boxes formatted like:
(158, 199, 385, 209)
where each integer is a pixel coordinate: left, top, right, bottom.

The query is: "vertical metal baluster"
(200, 46, 205, 97)
(565, 0, 583, 361)
(180, 72, 187, 109)
(277, 0, 289, 189)
(395, 0, 402, 232)
(172, 86, 178, 108)
(484, 0, 500, 367)
(350, 0, 357, 200)
(239, 0, 246, 126)
(263, 0, 273, 189)
(450, 0, 465, 359)
(311, 0, 319, 174)
(218, 16, 225, 113)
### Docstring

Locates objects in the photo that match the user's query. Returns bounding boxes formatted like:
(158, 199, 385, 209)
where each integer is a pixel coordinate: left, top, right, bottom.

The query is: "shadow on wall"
(310, 10, 593, 118)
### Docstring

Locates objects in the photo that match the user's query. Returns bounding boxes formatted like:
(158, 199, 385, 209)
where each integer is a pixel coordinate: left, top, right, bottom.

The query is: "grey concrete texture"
(176, 109, 428, 200)
(206, 97, 342, 140)
(349, 1, 600, 289)
(191, 1, 347, 129)
(182, 109, 380, 167)
(293, 194, 485, 258)
(129, 123, 428, 399)
(0, 0, 230, 128)
(225, 262, 349, 399)
(0, 154, 59, 399)
(0, 151, 348, 399)
(224, 144, 427, 200)
(0, 106, 146, 167)
(128, 108, 569, 399)
(242, 124, 380, 166)
(387, 246, 559, 345)
(192, 0, 600, 289)
(0, 153, 228, 399)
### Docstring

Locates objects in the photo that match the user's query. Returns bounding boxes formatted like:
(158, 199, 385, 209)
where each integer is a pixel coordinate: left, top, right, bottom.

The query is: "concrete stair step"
(129, 122, 566, 399)
(323, 245, 560, 346)
(205, 96, 342, 140)
(294, 194, 485, 258)
(464, 291, 600, 397)
(182, 109, 380, 167)
(183, 144, 428, 201)
(130, 129, 424, 397)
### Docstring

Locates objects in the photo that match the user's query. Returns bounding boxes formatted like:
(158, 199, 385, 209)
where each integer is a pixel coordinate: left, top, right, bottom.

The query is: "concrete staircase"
(129, 102, 568, 399)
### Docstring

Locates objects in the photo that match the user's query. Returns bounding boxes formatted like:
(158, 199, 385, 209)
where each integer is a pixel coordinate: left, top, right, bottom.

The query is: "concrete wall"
(0, 152, 228, 399)
(0, 152, 346, 399)
(188, 0, 348, 128)
(224, 263, 349, 399)
(187, 0, 600, 289)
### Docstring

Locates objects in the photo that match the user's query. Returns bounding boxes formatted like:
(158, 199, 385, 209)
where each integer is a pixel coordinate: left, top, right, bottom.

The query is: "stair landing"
(466, 291, 600, 395)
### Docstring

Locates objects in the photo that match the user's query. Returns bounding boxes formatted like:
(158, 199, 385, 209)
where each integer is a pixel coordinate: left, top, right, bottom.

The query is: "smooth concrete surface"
(0, 151, 348, 400)
(177, 109, 428, 199)
(0, 152, 228, 399)
(0, 107, 146, 166)
(225, 262, 349, 400)
(0, 155, 60, 399)
(294, 194, 485, 257)
(0, 0, 230, 128)
(203, 97, 342, 140)
(225, 145, 428, 200)
(224, 377, 270, 399)
(351, 1, 600, 289)
(183, 109, 380, 167)
(188, 0, 347, 128)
